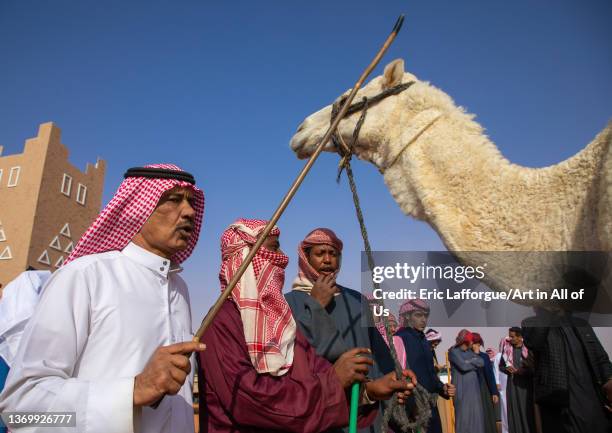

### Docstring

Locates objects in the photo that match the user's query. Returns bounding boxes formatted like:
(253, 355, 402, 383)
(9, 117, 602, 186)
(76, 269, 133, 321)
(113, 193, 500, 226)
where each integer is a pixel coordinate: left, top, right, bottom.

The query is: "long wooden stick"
(193, 14, 405, 342)
(446, 351, 456, 433)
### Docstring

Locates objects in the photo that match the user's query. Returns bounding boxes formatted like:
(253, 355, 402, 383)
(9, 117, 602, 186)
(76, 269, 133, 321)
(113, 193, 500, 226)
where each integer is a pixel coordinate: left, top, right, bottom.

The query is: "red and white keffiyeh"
(65, 163, 204, 265)
(374, 312, 397, 345)
(398, 299, 430, 327)
(219, 218, 296, 376)
(500, 336, 528, 368)
(399, 299, 430, 316)
(365, 293, 397, 344)
(291, 227, 343, 293)
(425, 329, 442, 343)
(486, 348, 497, 362)
(455, 329, 474, 346)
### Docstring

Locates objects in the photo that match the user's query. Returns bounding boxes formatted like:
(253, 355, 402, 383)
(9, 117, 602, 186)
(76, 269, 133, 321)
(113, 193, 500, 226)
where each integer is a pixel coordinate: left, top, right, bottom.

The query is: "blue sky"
(1, 0, 611, 322)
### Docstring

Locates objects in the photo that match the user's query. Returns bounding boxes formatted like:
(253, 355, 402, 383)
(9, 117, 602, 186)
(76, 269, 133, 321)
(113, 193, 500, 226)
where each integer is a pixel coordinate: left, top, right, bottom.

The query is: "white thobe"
(495, 352, 509, 433)
(0, 270, 51, 366)
(0, 242, 195, 433)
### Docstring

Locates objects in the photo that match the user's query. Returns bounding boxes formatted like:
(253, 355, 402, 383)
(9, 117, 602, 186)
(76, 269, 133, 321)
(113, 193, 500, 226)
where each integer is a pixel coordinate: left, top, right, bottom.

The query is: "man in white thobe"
(0, 164, 205, 433)
(0, 270, 51, 367)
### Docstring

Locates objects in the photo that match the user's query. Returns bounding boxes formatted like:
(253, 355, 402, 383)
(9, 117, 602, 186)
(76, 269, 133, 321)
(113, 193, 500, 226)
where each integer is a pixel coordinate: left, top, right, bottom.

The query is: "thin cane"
(349, 381, 360, 433)
(150, 16, 406, 411)
(446, 351, 456, 433)
(193, 14, 405, 341)
(192, 14, 405, 427)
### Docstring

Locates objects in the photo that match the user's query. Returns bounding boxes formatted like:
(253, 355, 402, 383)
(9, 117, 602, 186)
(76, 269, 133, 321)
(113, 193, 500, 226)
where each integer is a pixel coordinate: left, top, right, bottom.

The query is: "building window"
(76, 183, 87, 205)
(7, 167, 20, 187)
(61, 174, 72, 196)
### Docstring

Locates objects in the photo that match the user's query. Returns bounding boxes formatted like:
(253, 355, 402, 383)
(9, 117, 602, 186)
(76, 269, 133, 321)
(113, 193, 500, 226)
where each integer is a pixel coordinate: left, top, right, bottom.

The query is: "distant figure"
(450, 330, 485, 433)
(0, 270, 50, 433)
(0, 270, 51, 367)
(499, 327, 535, 433)
(495, 338, 510, 433)
(393, 301, 455, 433)
(485, 347, 503, 433)
(424, 329, 454, 433)
(426, 328, 443, 372)
(523, 311, 612, 433)
(472, 333, 499, 433)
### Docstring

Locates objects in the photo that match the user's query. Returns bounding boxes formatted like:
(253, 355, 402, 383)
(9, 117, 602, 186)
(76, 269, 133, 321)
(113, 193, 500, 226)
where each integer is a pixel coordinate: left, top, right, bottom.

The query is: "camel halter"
(332, 82, 444, 173)
(331, 80, 415, 177)
(330, 81, 439, 432)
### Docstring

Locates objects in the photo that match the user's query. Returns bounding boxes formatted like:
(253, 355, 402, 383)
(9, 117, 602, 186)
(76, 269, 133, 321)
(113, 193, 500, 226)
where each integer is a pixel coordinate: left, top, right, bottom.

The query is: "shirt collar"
(122, 242, 182, 278)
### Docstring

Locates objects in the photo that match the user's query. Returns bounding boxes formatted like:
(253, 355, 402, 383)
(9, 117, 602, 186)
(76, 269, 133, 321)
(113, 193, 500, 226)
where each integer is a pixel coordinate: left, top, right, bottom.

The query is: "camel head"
(290, 58, 457, 170)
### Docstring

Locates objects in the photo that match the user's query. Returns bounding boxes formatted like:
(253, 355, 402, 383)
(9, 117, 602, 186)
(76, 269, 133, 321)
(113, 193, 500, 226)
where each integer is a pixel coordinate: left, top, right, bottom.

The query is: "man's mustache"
(176, 223, 194, 233)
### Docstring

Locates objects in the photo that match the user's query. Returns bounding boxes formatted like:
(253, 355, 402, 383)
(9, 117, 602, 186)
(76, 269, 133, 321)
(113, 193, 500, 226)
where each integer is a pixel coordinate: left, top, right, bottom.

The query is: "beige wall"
(0, 122, 105, 286)
(0, 130, 45, 284)
(28, 123, 105, 272)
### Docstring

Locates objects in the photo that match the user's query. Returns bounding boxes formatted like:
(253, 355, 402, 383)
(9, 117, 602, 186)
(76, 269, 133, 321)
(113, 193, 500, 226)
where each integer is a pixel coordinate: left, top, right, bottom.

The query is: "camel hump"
(596, 119, 612, 250)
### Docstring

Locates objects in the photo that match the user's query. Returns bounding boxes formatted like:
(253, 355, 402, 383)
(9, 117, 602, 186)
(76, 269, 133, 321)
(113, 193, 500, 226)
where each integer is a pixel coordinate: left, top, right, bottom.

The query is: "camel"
(290, 59, 612, 312)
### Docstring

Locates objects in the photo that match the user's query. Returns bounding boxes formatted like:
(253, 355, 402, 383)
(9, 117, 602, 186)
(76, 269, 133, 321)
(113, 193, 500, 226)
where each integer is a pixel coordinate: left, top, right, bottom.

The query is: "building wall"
(28, 123, 105, 272)
(0, 122, 105, 286)
(0, 129, 46, 284)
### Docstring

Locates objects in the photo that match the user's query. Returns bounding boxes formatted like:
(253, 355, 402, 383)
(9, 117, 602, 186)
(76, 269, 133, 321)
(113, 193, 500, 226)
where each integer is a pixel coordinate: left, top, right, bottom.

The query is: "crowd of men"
(0, 165, 611, 433)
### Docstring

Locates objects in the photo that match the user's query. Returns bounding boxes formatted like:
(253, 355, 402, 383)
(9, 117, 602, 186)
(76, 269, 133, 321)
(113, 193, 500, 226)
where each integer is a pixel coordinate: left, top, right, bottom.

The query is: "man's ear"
(382, 58, 405, 89)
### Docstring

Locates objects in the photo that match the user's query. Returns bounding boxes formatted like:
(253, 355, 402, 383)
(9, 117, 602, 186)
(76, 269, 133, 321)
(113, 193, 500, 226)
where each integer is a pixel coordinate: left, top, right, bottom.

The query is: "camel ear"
(382, 59, 405, 89)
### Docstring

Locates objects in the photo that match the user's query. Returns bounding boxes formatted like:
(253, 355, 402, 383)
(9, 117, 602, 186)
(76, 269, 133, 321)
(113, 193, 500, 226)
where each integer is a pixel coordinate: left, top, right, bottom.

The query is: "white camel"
(291, 59, 612, 311)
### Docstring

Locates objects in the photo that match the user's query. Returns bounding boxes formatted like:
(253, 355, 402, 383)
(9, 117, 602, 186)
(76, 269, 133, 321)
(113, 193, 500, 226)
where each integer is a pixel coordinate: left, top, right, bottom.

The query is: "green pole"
(349, 382, 360, 433)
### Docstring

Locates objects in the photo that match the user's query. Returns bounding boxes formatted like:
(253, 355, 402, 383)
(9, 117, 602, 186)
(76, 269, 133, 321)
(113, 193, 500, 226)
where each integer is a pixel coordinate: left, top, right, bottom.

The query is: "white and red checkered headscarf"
(219, 218, 296, 376)
(398, 299, 430, 328)
(374, 312, 397, 346)
(500, 335, 528, 368)
(292, 228, 343, 293)
(425, 329, 442, 343)
(486, 348, 497, 362)
(65, 163, 204, 265)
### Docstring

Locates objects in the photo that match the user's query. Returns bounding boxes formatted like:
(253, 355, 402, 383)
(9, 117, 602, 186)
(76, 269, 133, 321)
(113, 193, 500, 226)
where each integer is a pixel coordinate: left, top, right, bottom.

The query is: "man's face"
(509, 330, 523, 347)
(389, 321, 398, 335)
(431, 340, 440, 350)
(409, 310, 429, 332)
(307, 244, 340, 276)
(261, 234, 280, 252)
(133, 187, 196, 259)
(472, 342, 481, 353)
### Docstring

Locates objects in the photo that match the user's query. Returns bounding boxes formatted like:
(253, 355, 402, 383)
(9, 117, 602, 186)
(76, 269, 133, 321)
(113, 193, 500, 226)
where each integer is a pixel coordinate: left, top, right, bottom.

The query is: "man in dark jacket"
(395, 300, 455, 433)
(472, 332, 500, 433)
(522, 310, 612, 433)
(285, 228, 414, 433)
